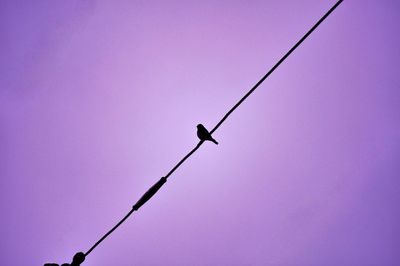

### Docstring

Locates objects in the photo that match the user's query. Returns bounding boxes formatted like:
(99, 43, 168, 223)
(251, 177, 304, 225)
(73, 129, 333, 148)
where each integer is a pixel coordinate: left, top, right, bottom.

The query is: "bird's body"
(197, 124, 218, 145)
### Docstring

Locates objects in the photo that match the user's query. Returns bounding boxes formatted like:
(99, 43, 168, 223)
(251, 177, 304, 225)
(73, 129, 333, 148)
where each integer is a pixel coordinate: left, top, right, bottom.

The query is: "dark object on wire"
(45, 0, 343, 264)
(84, 177, 168, 257)
(197, 124, 218, 144)
(44, 252, 85, 266)
(133, 176, 167, 211)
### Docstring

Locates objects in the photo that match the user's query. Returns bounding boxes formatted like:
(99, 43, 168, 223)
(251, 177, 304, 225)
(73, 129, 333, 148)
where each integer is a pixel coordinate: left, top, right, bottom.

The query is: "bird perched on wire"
(197, 124, 218, 145)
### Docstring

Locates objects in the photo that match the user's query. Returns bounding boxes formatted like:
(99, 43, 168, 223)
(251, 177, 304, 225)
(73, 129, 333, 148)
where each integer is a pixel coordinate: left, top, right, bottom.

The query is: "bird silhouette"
(197, 124, 218, 145)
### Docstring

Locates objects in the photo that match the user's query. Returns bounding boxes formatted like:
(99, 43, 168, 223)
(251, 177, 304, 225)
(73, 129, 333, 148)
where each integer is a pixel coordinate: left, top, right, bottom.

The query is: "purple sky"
(1, 1, 399, 265)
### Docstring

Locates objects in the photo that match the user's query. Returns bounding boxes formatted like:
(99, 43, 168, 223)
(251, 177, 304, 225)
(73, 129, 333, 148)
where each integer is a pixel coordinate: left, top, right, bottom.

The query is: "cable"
(85, 209, 134, 257)
(210, 0, 343, 134)
(81, 0, 344, 261)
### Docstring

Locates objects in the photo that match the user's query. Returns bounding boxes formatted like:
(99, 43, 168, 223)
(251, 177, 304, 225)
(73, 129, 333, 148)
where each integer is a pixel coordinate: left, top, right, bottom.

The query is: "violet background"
(1, 1, 399, 265)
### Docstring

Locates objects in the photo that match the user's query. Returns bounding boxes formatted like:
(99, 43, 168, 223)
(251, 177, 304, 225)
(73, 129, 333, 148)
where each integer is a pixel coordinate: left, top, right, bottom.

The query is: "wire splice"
(133, 177, 167, 211)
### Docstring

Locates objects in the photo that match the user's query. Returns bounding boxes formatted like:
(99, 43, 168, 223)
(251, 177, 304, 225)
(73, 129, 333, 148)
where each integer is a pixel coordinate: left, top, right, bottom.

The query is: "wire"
(84, 141, 204, 257)
(85, 209, 134, 256)
(83, 0, 343, 260)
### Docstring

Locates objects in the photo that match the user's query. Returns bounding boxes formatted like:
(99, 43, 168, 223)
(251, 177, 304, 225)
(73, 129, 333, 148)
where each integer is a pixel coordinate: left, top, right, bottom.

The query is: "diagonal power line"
(65, 0, 344, 263)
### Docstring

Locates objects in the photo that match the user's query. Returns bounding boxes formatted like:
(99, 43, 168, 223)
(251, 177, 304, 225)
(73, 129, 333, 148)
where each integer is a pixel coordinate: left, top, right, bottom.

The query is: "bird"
(197, 124, 218, 145)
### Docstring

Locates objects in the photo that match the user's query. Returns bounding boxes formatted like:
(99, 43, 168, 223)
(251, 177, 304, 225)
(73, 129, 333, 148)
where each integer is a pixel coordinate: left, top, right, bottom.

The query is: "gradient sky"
(1, 1, 399, 265)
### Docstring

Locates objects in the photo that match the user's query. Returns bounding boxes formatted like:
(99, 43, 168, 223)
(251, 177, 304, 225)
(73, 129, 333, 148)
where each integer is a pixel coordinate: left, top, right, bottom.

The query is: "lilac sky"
(1, 1, 399, 265)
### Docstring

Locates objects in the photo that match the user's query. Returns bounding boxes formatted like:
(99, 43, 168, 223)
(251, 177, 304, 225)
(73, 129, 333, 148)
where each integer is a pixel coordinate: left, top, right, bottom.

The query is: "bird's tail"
(210, 138, 218, 145)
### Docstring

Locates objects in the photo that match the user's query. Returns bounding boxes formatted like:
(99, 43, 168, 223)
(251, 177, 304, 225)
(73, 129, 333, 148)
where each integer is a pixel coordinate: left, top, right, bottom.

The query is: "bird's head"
(197, 124, 203, 129)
